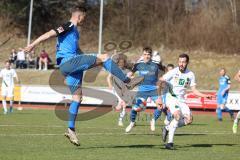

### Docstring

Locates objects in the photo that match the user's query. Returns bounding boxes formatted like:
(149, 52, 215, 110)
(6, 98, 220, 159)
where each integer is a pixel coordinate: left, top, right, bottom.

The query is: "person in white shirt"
(0, 60, 20, 114)
(159, 53, 213, 150)
(16, 48, 26, 69)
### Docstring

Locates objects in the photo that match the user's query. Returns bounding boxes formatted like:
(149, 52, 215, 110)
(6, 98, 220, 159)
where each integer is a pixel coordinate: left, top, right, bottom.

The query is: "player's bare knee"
(173, 111, 181, 121)
(72, 88, 82, 102)
(185, 115, 193, 125)
(72, 95, 82, 103)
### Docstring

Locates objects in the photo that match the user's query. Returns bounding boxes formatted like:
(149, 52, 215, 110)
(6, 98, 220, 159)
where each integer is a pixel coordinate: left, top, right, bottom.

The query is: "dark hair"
(220, 68, 226, 71)
(167, 64, 174, 68)
(143, 47, 152, 55)
(71, 6, 87, 13)
(113, 54, 127, 66)
(5, 60, 10, 64)
(179, 53, 189, 63)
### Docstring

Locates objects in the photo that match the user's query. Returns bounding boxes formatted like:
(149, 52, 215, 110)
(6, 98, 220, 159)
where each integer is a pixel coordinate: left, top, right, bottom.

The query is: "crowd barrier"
(0, 85, 239, 110)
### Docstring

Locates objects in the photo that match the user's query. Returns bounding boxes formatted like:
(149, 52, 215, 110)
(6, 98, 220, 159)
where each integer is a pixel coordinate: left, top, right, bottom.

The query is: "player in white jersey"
(0, 60, 19, 114)
(159, 53, 213, 149)
(107, 53, 130, 126)
(232, 69, 240, 133)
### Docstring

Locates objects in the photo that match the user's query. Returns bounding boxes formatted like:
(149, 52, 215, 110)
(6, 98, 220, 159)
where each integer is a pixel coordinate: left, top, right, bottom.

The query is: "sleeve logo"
(57, 27, 64, 33)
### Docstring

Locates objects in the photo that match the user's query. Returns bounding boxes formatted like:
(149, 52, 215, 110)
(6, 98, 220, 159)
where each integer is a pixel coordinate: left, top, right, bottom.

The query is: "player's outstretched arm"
(191, 86, 214, 99)
(221, 84, 230, 96)
(13, 70, 20, 84)
(15, 75, 20, 84)
(24, 30, 57, 52)
(106, 74, 113, 90)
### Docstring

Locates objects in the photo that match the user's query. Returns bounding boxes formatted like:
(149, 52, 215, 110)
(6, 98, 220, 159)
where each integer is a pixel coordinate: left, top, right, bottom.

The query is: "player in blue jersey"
(125, 47, 163, 133)
(216, 68, 234, 121)
(24, 6, 143, 146)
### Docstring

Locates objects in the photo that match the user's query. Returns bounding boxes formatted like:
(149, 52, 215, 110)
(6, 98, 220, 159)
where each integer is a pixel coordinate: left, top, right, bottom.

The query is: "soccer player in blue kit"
(125, 47, 163, 133)
(216, 68, 234, 121)
(24, 6, 143, 146)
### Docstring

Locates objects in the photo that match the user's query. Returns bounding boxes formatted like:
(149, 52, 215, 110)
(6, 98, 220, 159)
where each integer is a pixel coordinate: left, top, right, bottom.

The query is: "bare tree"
(228, 0, 237, 26)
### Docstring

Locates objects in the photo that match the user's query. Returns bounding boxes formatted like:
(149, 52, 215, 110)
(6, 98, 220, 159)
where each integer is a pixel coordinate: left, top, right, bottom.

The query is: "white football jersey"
(163, 67, 196, 101)
(0, 68, 17, 87)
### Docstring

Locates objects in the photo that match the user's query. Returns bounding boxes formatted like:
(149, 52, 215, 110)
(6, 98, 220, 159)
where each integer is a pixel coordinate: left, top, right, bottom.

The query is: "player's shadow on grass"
(126, 133, 161, 137)
(190, 123, 208, 126)
(78, 144, 167, 150)
(179, 143, 238, 148)
(175, 133, 206, 136)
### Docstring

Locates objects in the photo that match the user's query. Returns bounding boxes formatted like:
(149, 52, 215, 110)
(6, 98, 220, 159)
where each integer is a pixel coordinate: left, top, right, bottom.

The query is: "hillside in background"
(0, 0, 240, 90)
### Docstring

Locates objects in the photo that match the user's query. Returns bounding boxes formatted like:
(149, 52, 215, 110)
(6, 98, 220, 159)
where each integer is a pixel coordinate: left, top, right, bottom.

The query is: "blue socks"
(103, 58, 129, 83)
(216, 107, 233, 121)
(130, 110, 137, 122)
(68, 101, 81, 129)
(153, 109, 162, 121)
(216, 108, 222, 120)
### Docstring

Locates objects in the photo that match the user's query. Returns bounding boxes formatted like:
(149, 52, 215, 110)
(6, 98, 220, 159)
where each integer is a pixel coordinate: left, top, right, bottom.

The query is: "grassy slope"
(0, 109, 239, 160)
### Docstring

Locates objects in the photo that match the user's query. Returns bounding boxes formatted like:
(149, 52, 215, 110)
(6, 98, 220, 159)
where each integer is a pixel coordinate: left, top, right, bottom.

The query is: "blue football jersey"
(54, 22, 82, 59)
(218, 75, 231, 93)
(132, 61, 160, 91)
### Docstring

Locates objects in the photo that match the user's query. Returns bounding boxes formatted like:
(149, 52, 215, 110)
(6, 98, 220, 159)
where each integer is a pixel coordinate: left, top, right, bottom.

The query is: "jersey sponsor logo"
(178, 78, 185, 86)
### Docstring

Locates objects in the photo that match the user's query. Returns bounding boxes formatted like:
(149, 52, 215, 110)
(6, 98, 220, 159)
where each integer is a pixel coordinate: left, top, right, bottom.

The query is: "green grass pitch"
(0, 109, 239, 160)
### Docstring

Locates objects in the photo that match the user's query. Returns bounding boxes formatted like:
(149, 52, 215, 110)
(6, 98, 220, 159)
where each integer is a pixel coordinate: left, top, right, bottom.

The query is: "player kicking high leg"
(24, 6, 143, 146)
(0, 60, 20, 114)
(233, 70, 240, 133)
(159, 53, 213, 149)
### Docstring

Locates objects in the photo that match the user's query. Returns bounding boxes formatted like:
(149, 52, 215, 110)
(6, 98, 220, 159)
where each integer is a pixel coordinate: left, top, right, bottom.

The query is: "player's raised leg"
(96, 53, 144, 89)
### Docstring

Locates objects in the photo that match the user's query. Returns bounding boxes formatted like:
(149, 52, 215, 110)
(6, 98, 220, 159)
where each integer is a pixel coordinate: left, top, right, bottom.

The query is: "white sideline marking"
(0, 132, 236, 137)
(0, 124, 64, 128)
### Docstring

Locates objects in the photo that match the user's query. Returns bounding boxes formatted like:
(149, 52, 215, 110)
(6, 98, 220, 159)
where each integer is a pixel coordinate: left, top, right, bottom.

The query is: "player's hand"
(205, 94, 215, 99)
(24, 44, 35, 53)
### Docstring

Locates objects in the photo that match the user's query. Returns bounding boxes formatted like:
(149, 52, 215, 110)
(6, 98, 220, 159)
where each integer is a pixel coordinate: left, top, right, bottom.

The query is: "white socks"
(2, 100, 7, 113)
(10, 100, 13, 108)
(168, 119, 179, 143)
(119, 109, 126, 122)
